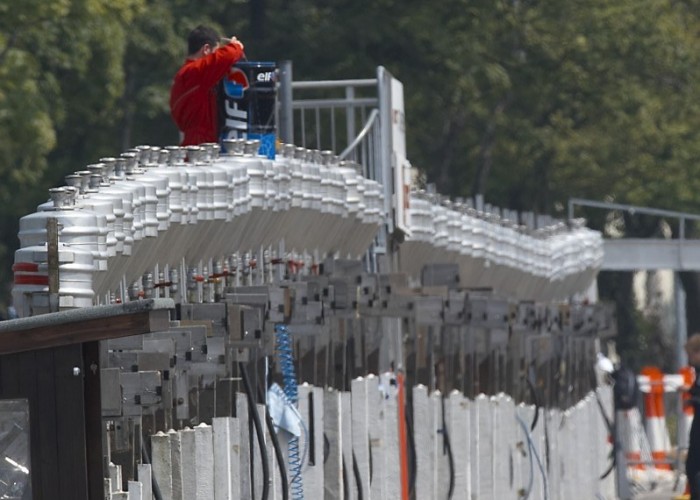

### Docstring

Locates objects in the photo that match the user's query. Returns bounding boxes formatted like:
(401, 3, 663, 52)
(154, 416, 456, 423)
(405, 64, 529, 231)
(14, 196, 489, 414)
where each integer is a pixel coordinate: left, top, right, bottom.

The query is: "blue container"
(220, 61, 277, 159)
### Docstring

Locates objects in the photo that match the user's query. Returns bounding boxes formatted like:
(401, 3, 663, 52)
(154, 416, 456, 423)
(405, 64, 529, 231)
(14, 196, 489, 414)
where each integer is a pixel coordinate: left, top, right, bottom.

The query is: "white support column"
(367, 376, 386, 500)
(180, 428, 196, 500)
(128, 480, 143, 500)
(493, 394, 515, 499)
(151, 431, 173, 500)
(379, 373, 401, 500)
(324, 388, 343, 500)
(542, 408, 559, 500)
(213, 417, 233, 500)
(413, 385, 436, 500)
(351, 376, 372, 500)
(108, 463, 122, 494)
(445, 390, 470, 500)
(341, 390, 356, 500)
(472, 394, 493, 498)
(136, 464, 152, 500)
(168, 428, 184, 500)
(236, 392, 252, 500)
(195, 423, 215, 499)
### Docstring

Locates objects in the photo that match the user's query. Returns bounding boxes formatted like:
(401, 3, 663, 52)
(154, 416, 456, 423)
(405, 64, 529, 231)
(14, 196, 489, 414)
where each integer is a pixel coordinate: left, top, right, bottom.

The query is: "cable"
(257, 381, 289, 500)
(406, 395, 417, 499)
(440, 395, 455, 499)
(517, 418, 535, 500)
(276, 324, 305, 499)
(240, 362, 271, 500)
(526, 376, 540, 432)
(515, 413, 549, 500)
(593, 389, 616, 479)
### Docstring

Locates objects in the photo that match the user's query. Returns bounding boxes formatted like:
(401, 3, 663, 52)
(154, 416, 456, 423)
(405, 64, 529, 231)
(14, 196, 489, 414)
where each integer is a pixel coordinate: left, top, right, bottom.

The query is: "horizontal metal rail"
(291, 97, 378, 109)
(291, 78, 378, 90)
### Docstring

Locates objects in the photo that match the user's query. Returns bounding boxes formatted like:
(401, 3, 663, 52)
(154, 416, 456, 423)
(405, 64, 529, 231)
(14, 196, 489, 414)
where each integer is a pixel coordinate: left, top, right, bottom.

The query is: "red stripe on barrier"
(641, 366, 665, 417)
(14, 275, 49, 286)
(680, 366, 695, 416)
(651, 450, 672, 470)
(12, 262, 39, 272)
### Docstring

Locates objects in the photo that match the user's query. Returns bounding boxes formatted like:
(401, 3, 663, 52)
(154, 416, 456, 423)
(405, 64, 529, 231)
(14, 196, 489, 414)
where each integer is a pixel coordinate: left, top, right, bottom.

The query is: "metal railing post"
(278, 60, 294, 144)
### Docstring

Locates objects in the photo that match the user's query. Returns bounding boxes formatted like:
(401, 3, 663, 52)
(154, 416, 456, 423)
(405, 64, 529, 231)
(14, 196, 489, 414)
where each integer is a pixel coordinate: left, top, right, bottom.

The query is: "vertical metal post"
(675, 272, 688, 369)
(47, 217, 60, 313)
(278, 60, 294, 144)
(345, 86, 356, 159)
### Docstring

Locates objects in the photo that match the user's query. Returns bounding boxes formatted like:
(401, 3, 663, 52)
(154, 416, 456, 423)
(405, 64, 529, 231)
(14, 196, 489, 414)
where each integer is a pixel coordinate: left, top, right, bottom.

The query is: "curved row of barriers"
(402, 192, 603, 302)
(12, 140, 603, 316)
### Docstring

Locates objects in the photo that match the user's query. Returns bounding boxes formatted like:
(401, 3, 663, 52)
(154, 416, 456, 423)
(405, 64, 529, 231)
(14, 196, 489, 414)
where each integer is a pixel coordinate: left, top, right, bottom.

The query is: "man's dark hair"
(187, 25, 219, 55)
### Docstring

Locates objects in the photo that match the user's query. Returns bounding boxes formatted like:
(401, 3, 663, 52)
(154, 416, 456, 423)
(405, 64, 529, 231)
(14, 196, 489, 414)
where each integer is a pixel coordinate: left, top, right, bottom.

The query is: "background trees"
(2, 0, 699, 368)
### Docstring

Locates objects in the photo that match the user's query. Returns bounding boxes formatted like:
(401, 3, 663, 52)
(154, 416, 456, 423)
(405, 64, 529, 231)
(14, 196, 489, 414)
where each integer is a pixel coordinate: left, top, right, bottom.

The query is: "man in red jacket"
(170, 25, 245, 146)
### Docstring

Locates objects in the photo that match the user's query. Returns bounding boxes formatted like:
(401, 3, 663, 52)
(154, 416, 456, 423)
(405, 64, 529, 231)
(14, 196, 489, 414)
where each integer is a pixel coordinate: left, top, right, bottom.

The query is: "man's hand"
(220, 36, 244, 52)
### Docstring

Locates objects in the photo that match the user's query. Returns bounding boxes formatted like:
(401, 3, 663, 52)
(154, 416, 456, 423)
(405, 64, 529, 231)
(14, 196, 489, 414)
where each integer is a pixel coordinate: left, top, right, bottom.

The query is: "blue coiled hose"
(276, 324, 305, 500)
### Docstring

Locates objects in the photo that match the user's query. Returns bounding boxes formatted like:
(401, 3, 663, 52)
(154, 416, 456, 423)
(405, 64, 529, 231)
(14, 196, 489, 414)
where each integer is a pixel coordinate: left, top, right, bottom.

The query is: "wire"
(440, 395, 455, 499)
(515, 413, 549, 500)
(526, 375, 540, 432)
(406, 395, 417, 499)
(240, 362, 271, 500)
(257, 380, 289, 500)
(593, 389, 616, 479)
(518, 419, 535, 500)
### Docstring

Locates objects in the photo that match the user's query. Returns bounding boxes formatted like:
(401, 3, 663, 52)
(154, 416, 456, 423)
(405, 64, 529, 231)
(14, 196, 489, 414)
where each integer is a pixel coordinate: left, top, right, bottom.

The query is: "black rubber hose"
(140, 434, 164, 500)
(594, 390, 616, 479)
(526, 376, 540, 431)
(406, 396, 417, 499)
(256, 381, 289, 500)
(441, 396, 455, 499)
(240, 362, 271, 500)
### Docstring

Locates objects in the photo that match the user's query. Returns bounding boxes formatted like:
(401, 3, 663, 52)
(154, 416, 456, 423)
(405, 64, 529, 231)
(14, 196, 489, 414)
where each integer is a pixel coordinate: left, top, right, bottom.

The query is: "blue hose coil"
(276, 324, 304, 500)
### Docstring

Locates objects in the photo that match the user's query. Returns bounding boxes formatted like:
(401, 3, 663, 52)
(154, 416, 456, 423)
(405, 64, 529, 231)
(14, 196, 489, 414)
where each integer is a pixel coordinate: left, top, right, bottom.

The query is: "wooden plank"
(0, 309, 172, 355)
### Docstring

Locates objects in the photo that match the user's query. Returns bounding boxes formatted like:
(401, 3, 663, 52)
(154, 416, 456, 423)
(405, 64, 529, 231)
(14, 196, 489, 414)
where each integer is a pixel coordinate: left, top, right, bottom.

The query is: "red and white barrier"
(639, 366, 672, 470)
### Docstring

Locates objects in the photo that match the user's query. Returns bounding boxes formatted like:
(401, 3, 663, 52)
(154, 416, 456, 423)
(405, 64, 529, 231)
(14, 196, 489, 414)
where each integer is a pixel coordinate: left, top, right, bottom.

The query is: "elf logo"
(256, 71, 275, 83)
(224, 67, 249, 99)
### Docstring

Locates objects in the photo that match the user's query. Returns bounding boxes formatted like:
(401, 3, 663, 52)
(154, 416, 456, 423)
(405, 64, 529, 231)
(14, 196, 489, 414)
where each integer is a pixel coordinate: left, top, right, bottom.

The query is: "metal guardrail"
(278, 61, 380, 170)
(278, 62, 388, 265)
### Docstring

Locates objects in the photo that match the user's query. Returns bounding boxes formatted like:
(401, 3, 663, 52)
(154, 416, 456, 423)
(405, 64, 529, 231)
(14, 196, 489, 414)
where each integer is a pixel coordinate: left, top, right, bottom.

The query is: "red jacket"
(169, 43, 244, 146)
